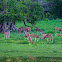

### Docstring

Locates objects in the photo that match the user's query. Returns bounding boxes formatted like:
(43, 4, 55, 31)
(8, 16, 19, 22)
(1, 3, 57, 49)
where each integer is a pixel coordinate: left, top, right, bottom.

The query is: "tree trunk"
(0, 21, 19, 33)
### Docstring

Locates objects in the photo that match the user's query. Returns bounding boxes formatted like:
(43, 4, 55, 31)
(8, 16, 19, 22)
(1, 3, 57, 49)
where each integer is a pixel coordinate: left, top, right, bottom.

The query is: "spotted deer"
(27, 36, 33, 45)
(44, 33, 53, 41)
(26, 27, 31, 32)
(19, 27, 26, 34)
(55, 33, 60, 37)
(55, 27, 62, 33)
(25, 33, 41, 41)
(41, 34, 47, 36)
(4, 31, 10, 38)
(24, 32, 33, 45)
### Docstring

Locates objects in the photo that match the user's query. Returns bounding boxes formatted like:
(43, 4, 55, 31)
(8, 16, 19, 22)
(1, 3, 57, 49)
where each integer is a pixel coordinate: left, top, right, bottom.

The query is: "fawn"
(4, 31, 10, 38)
(44, 33, 53, 41)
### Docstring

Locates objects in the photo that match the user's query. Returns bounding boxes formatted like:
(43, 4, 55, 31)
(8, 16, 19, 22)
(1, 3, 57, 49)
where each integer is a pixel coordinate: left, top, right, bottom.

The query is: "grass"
(0, 43, 62, 57)
(0, 19, 62, 61)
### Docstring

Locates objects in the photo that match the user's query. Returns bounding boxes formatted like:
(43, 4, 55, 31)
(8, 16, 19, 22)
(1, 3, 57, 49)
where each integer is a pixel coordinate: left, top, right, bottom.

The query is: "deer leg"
(35, 38, 36, 41)
(28, 40, 30, 45)
(50, 38, 51, 41)
(27, 37, 31, 45)
(8, 34, 10, 38)
(30, 37, 32, 41)
(7, 35, 9, 38)
(47, 38, 48, 41)
(52, 37, 53, 41)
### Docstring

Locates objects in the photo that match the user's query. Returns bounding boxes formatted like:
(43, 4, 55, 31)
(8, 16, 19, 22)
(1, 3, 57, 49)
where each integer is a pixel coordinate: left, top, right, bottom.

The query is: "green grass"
(0, 43, 62, 57)
(0, 19, 62, 61)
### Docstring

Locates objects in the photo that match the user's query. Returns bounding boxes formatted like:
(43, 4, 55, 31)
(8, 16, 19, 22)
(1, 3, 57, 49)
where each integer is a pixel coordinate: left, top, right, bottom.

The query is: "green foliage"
(0, 0, 45, 23)
(46, 0, 62, 19)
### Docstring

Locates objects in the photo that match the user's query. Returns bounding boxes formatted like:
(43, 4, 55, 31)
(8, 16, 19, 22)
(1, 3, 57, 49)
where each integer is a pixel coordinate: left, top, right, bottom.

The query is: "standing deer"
(27, 36, 33, 45)
(44, 33, 53, 41)
(55, 27, 62, 33)
(4, 31, 10, 38)
(25, 33, 41, 41)
(55, 33, 60, 37)
(30, 34, 41, 41)
(24, 32, 33, 45)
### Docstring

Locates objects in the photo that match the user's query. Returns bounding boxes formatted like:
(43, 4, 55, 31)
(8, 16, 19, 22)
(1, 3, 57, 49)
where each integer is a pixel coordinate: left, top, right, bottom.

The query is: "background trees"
(0, 0, 62, 33)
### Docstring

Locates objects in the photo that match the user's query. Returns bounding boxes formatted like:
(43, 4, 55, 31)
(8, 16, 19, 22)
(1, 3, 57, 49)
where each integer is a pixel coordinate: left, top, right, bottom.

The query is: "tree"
(0, 0, 45, 33)
(45, 0, 62, 19)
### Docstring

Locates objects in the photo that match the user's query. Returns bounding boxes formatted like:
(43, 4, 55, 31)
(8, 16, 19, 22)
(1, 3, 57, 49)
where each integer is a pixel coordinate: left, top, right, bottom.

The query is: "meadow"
(0, 19, 62, 62)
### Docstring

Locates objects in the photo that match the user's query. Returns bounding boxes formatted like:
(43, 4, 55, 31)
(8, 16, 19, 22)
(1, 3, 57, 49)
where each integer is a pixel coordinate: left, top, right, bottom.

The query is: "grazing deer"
(44, 33, 53, 41)
(4, 31, 10, 38)
(19, 27, 26, 34)
(55, 27, 62, 33)
(35, 28, 43, 35)
(25, 33, 41, 41)
(55, 33, 60, 37)
(26, 27, 31, 32)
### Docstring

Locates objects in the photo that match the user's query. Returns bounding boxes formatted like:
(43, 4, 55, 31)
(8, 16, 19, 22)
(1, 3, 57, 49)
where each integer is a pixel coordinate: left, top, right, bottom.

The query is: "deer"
(43, 33, 53, 41)
(24, 32, 33, 45)
(4, 31, 10, 38)
(41, 33, 47, 39)
(25, 33, 41, 41)
(27, 36, 33, 45)
(41, 33, 47, 36)
(26, 27, 31, 32)
(55, 33, 60, 37)
(18, 27, 26, 34)
(55, 27, 62, 34)
(30, 34, 41, 41)
(35, 28, 43, 35)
